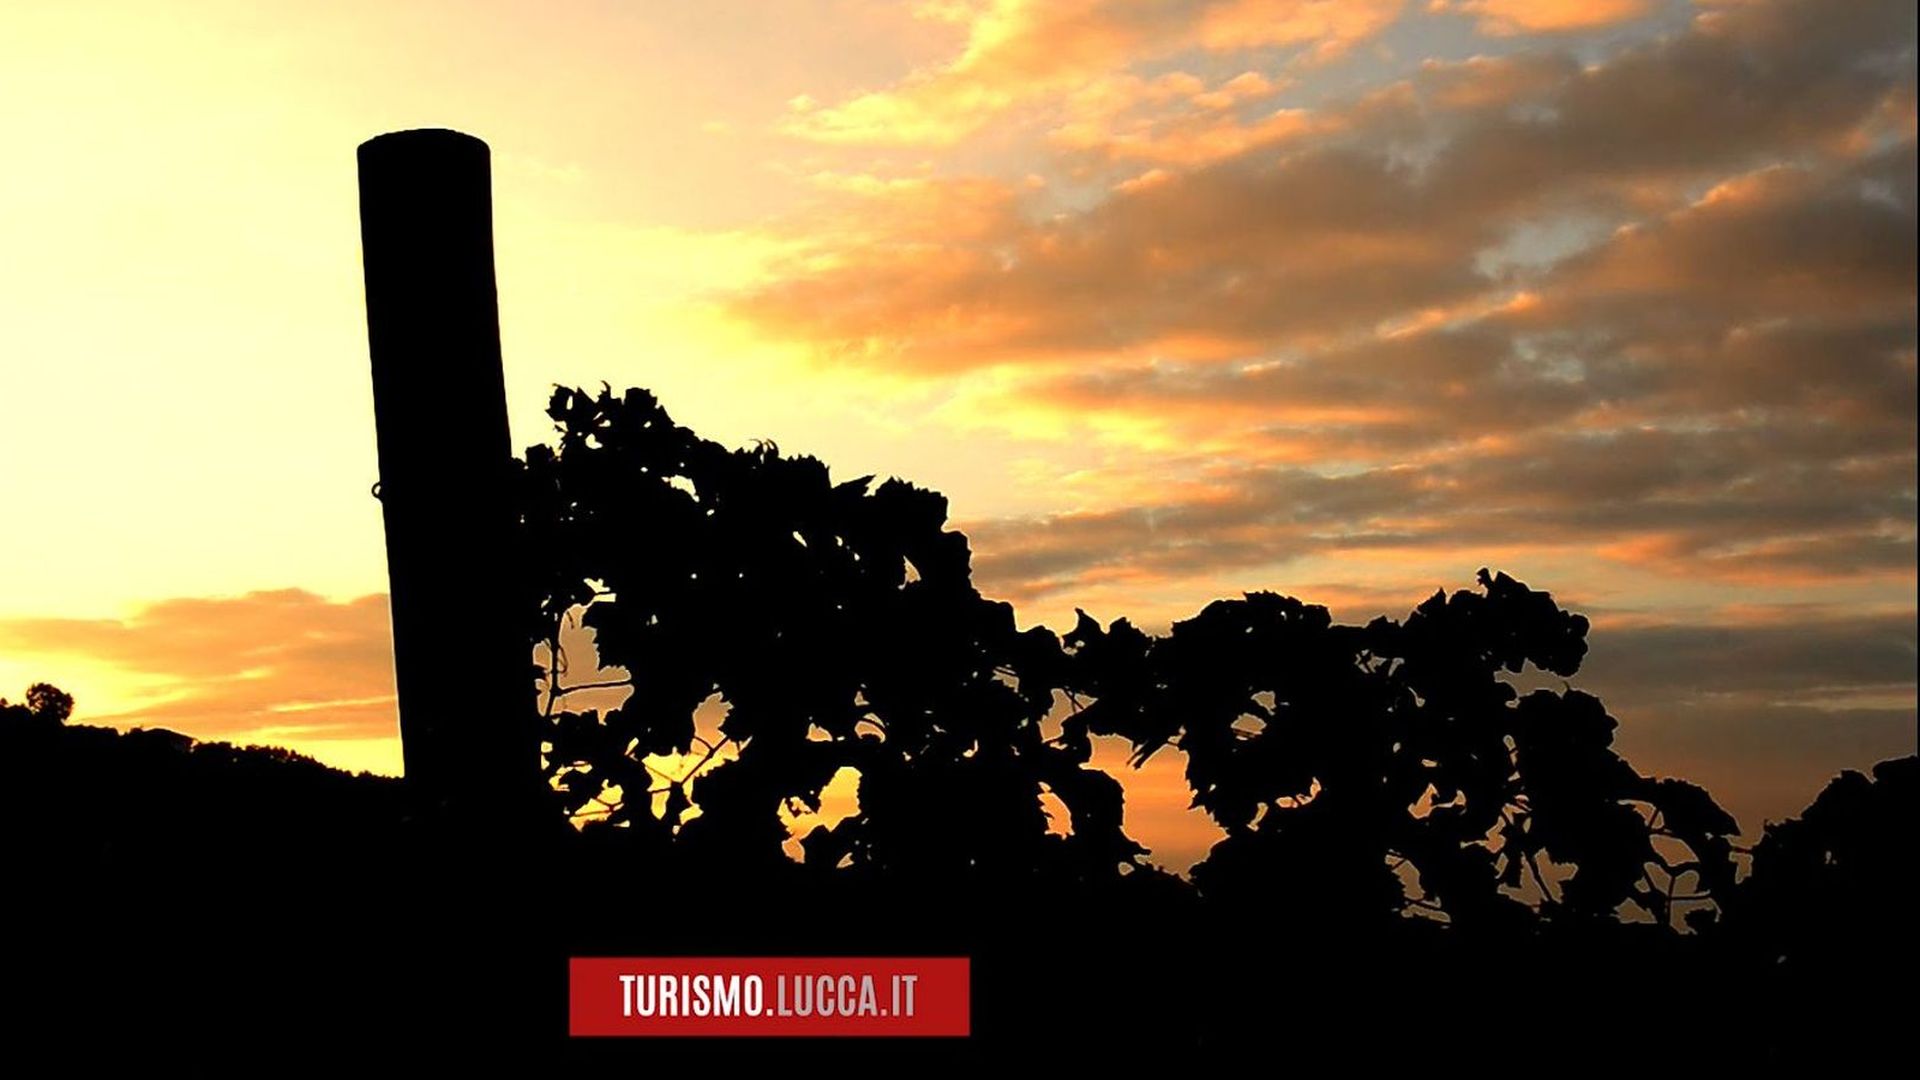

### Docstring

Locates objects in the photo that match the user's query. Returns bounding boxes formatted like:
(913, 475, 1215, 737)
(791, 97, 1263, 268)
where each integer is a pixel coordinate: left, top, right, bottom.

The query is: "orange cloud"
(785, 0, 1401, 145)
(1550, 161, 1916, 316)
(1058, 85, 1333, 166)
(1053, 68, 1299, 161)
(0, 591, 399, 745)
(1197, 0, 1407, 53)
(1433, 0, 1658, 36)
(749, 0, 1917, 377)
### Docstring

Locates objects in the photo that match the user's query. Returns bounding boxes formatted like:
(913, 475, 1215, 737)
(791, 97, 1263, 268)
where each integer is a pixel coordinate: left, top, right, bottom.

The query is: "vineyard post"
(357, 128, 538, 825)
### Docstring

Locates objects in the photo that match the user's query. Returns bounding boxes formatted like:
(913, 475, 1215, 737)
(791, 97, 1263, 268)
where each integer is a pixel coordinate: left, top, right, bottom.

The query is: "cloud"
(1581, 607, 1918, 703)
(964, 464, 1435, 602)
(735, 0, 1915, 597)
(1580, 609, 1918, 831)
(0, 591, 399, 743)
(736, 145, 1500, 370)
(784, 0, 1402, 145)
(963, 403, 1915, 602)
(749, 0, 1914, 369)
(1432, 0, 1659, 37)
(1052, 69, 1333, 168)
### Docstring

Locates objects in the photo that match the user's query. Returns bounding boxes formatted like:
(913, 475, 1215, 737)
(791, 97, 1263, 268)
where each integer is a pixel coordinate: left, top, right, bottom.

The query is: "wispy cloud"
(0, 591, 398, 744)
(784, 0, 1403, 145)
(1430, 0, 1660, 37)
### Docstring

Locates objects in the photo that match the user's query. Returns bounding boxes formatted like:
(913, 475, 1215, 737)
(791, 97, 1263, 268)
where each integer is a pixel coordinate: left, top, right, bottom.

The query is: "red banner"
(569, 956, 970, 1037)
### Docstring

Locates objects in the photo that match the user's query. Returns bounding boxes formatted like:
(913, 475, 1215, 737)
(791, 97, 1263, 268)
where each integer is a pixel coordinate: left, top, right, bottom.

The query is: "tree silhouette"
(0, 682, 72, 727)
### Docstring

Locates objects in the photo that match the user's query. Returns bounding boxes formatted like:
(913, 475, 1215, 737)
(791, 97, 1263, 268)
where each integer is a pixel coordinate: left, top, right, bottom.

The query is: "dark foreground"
(5, 716, 1912, 1067)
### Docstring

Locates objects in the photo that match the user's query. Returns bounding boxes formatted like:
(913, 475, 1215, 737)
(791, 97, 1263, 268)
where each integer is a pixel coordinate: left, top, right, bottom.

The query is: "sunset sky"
(1, 0, 1913, 871)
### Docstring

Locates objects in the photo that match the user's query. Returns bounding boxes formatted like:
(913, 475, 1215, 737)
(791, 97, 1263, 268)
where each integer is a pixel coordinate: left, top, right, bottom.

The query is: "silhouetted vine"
(518, 385, 1741, 926)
